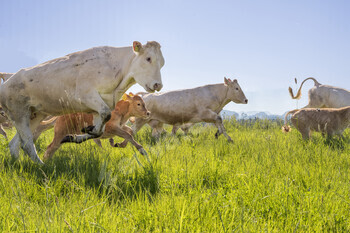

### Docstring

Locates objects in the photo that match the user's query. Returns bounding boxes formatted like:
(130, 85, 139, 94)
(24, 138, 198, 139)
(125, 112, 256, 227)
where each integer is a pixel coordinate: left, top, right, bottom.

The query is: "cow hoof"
(109, 138, 114, 146)
(61, 135, 76, 143)
(138, 148, 147, 155)
(109, 138, 119, 147)
(81, 125, 95, 133)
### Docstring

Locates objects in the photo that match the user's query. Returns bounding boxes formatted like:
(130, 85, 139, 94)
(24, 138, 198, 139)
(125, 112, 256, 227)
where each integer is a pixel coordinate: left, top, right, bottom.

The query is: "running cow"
(289, 77, 350, 108)
(132, 77, 248, 142)
(0, 41, 165, 164)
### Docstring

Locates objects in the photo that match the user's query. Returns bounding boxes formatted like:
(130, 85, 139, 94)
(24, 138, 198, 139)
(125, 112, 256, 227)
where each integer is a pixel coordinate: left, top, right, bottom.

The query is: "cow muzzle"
(143, 111, 151, 119)
(153, 82, 163, 91)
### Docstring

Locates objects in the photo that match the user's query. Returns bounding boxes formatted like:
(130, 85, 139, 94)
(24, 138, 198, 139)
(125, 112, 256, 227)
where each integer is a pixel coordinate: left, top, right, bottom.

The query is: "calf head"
(224, 77, 248, 104)
(128, 41, 165, 93)
(123, 93, 150, 119)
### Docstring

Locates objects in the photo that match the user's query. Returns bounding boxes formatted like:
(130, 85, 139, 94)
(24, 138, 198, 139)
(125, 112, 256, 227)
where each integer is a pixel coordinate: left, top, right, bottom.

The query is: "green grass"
(0, 119, 350, 232)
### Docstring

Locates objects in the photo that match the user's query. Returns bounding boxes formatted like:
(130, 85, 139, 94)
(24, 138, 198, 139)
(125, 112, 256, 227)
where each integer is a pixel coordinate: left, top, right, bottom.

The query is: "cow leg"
(216, 116, 232, 142)
(181, 124, 191, 135)
(12, 114, 46, 164)
(299, 128, 310, 140)
(93, 139, 103, 147)
(9, 134, 21, 159)
(201, 110, 233, 142)
(131, 118, 148, 135)
(150, 121, 164, 139)
(62, 92, 111, 143)
(172, 125, 179, 135)
(0, 125, 7, 139)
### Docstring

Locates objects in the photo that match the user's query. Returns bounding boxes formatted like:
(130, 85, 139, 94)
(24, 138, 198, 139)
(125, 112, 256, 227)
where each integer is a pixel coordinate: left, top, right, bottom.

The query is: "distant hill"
(221, 110, 284, 120)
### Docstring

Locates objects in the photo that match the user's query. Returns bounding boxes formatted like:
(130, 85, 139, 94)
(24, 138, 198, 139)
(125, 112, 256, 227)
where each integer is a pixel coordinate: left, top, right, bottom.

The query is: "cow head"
(128, 41, 165, 93)
(224, 77, 248, 104)
(123, 93, 150, 119)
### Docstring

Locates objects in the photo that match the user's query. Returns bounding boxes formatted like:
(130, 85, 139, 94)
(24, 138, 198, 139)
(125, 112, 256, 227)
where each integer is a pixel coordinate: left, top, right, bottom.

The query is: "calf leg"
(109, 126, 133, 148)
(43, 127, 68, 161)
(109, 125, 147, 156)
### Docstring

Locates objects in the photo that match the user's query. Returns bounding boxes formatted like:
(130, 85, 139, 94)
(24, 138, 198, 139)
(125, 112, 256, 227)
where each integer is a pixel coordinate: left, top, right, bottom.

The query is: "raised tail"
(288, 77, 321, 99)
(281, 109, 299, 133)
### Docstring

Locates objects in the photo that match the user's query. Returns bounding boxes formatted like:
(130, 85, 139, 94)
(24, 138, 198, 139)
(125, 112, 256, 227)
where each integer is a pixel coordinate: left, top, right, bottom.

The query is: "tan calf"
(282, 107, 350, 140)
(44, 93, 150, 160)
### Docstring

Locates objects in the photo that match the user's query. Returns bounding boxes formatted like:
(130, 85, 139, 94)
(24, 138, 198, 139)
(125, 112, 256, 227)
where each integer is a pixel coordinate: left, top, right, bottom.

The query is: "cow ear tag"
(133, 41, 142, 53)
(129, 92, 134, 97)
(122, 93, 128, 101)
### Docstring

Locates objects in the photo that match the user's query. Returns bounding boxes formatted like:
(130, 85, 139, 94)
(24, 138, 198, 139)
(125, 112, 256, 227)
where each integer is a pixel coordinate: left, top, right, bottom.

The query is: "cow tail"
(288, 77, 321, 100)
(40, 116, 58, 126)
(282, 109, 299, 133)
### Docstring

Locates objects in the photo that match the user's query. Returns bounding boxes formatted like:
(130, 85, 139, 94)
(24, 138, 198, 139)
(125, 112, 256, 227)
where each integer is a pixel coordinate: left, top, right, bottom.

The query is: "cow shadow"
(2, 145, 160, 202)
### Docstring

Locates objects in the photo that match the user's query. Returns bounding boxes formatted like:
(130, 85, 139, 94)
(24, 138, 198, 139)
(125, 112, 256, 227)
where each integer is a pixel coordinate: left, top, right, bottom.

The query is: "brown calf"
(43, 93, 150, 160)
(282, 107, 350, 140)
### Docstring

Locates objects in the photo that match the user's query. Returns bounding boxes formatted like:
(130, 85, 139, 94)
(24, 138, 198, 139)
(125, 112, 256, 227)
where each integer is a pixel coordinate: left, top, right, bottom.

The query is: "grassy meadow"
(0, 119, 350, 232)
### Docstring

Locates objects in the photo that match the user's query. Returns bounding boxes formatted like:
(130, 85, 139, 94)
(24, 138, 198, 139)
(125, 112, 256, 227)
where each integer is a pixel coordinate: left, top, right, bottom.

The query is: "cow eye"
(146, 57, 151, 63)
(137, 103, 141, 106)
(235, 88, 239, 90)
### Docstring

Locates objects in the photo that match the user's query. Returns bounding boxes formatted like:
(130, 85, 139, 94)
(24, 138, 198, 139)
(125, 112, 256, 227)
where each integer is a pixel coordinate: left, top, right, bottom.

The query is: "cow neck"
(111, 50, 136, 108)
(217, 84, 230, 112)
(112, 76, 135, 109)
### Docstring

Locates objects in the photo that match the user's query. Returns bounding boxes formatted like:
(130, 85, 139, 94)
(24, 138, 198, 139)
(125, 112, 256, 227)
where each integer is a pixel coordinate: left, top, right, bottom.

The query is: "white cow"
(132, 78, 248, 142)
(0, 41, 164, 164)
(289, 77, 350, 108)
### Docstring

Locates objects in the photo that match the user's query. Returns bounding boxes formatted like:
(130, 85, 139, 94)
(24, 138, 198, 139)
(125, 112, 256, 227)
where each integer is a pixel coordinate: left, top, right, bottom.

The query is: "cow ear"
(224, 77, 230, 86)
(133, 41, 143, 54)
(233, 79, 237, 83)
(128, 92, 134, 97)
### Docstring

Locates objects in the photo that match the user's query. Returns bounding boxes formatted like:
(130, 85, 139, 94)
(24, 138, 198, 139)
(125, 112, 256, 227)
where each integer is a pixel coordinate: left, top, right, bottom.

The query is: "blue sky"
(1, 0, 349, 114)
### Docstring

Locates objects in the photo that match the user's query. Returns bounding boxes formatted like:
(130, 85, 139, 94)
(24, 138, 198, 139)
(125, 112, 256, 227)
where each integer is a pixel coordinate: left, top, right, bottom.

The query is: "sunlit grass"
(0, 119, 349, 232)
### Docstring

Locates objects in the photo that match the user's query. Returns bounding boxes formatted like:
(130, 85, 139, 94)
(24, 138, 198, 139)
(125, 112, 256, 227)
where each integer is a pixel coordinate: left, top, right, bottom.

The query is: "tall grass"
(0, 119, 349, 232)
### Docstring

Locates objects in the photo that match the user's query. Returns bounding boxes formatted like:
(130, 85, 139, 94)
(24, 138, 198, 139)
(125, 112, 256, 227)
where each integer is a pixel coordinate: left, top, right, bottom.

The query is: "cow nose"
(146, 111, 151, 117)
(153, 83, 163, 91)
(245, 99, 248, 104)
